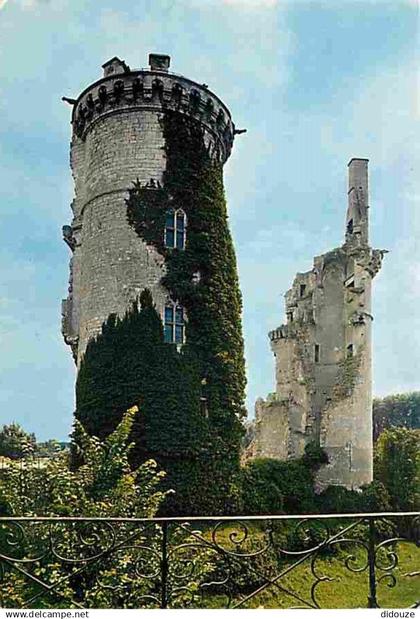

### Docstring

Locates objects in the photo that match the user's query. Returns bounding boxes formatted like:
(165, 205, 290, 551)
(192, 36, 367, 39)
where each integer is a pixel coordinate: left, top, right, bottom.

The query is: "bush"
(373, 392, 420, 441)
(316, 481, 392, 514)
(0, 423, 36, 459)
(358, 481, 392, 512)
(240, 444, 327, 515)
(0, 407, 165, 518)
(316, 485, 361, 514)
(0, 409, 216, 608)
(374, 427, 420, 511)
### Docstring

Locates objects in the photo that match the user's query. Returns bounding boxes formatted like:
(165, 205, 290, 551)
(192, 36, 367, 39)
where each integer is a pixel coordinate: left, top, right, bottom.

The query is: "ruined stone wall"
(61, 54, 236, 365)
(247, 159, 385, 490)
(246, 396, 290, 461)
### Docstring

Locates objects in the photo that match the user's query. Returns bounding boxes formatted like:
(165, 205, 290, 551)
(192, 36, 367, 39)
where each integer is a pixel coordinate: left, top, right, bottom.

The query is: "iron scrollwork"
(0, 512, 418, 609)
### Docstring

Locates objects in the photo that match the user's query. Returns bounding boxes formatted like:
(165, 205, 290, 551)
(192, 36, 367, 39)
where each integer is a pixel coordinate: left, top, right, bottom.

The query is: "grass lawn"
(200, 524, 419, 609)
(242, 542, 419, 609)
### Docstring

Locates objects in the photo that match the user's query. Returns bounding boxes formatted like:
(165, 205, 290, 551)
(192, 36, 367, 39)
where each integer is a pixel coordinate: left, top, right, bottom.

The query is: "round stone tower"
(61, 53, 236, 365)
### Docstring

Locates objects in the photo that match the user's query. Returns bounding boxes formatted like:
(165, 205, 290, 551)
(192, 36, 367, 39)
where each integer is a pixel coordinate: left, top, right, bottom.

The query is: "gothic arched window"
(164, 303, 185, 344)
(164, 209, 186, 250)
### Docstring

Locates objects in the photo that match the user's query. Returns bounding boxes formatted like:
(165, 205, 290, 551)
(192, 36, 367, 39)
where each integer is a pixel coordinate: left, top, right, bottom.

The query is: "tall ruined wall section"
(248, 159, 386, 490)
(61, 55, 235, 364)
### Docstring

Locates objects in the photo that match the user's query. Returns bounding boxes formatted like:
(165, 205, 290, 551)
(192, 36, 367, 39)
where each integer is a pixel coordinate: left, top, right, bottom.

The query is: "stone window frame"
(164, 208, 187, 250)
(163, 301, 186, 345)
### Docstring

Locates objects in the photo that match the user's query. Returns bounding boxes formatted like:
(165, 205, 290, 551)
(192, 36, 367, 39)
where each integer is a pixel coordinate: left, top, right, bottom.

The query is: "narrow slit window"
(314, 344, 320, 363)
(347, 219, 354, 234)
(164, 209, 186, 250)
(347, 343, 354, 357)
(300, 284, 306, 297)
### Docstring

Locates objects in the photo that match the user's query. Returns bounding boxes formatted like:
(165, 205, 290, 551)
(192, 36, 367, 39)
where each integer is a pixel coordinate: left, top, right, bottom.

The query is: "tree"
(34, 439, 65, 458)
(0, 423, 36, 460)
(373, 392, 420, 441)
(374, 427, 420, 511)
(0, 408, 213, 609)
(0, 407, 166, 518)
(75, 291, 212, 515)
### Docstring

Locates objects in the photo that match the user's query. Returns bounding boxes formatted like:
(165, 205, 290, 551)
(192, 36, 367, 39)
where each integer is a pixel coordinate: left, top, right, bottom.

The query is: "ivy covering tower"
(62, 53, 246, 514)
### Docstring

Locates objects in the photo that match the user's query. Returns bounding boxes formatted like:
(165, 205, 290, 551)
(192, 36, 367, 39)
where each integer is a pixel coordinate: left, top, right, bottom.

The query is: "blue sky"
(0, 0, 418, 441)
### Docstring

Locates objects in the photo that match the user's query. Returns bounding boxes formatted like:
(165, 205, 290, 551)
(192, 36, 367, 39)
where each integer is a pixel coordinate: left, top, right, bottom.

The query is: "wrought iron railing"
(0, 512, 419, 609)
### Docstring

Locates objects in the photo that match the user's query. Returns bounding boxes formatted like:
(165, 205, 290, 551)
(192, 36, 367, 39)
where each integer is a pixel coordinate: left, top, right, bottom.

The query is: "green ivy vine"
(75, 111, 247, 515)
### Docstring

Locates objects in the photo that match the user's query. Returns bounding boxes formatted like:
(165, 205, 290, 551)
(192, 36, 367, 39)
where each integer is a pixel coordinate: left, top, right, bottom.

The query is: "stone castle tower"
(248, 159, 386, 490)
(61, 53, 246, 514)
(61, 53, 237, 364)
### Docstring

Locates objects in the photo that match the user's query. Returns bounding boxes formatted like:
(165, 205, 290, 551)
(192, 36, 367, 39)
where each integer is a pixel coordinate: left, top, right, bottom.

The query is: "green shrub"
(1, 407, 165, 518)
(373, 392, 420, 441)
(316, 481, 391, 514)
(240, 444, 327, 516)
(0, 422, 36, 459)
(374, 427, 420, 511)
(316, 486, 361, 514)
(0, 410, 216, 608)
(358, 480, 392, 512)
(76, 110, 247, 516)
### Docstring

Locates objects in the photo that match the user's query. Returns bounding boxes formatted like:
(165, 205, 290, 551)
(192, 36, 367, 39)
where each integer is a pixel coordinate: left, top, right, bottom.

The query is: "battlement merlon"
(67, 53, 237, 163)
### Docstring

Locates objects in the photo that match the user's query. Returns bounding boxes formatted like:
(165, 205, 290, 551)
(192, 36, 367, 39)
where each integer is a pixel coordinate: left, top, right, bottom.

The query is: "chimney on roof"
(102, 57, 130, 78)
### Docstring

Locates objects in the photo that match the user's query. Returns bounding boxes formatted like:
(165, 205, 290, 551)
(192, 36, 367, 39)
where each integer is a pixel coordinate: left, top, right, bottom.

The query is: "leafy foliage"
(75, 293, 216, 515)
(77, 111, 247, 515)
(129, 111, 247, 486)
(316, 481, 392, 514)
(240, 444, 328, 515)
(0, 422, 36, 459)
(0, 410, 216, 608)
(34, 439, 67, 458)
(332, 350, 362, 401)
(0, 407, 165, 518)
(373, 392, 420, 441)
(374, 427, 420, 511)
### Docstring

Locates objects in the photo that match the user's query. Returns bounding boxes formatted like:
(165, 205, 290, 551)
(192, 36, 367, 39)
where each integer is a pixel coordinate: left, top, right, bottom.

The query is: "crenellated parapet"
(62, 52, 244, 366)
(69, 55, 236, 163)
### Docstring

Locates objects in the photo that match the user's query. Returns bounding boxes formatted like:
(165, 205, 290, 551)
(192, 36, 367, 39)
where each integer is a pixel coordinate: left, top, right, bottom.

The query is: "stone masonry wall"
(62, 54, 237, 365)
(246, 159, 386, 490)
(64, 110, 167, 363)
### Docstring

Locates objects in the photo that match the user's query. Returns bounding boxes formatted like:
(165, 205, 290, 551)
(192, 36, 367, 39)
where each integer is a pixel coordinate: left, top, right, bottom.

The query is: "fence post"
(160, 521, 169, 609)
(367, 517, 378, 608)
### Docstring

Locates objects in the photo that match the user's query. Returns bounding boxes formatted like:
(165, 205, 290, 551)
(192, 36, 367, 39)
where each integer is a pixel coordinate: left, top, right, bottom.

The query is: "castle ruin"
(247, 159, 386, 490)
